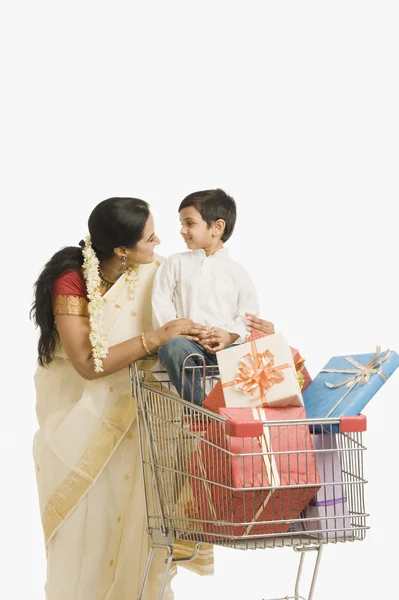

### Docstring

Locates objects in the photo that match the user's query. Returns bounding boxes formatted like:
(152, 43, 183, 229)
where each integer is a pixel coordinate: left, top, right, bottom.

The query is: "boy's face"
(179, 206, 214, 250)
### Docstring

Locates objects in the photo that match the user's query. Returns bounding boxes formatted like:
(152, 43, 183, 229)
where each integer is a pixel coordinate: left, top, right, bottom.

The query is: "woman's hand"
(245, 313, 275, 335)
(157, 318, 209, 345)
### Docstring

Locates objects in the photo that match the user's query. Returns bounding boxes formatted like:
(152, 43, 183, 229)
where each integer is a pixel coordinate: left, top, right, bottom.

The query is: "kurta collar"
(192, 247, 229, 259)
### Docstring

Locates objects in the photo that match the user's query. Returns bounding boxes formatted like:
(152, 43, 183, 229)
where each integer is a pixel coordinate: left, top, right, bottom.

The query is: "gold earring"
(119, 255, 127, 272)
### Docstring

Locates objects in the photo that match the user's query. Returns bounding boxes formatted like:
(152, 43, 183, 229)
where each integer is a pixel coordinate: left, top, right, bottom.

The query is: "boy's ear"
(212, 218, 226, 237)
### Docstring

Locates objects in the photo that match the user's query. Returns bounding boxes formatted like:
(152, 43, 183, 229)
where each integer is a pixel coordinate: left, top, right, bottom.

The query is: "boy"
(152, 188, 259, 405)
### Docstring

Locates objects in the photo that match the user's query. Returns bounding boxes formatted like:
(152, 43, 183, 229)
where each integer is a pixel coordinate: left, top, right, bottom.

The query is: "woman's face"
(126, 212, 160, 265)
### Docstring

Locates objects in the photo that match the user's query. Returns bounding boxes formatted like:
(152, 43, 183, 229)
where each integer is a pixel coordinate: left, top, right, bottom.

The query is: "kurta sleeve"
(223, 268, 259, 343)
(52, 270, 89, 317)
(151, 257, 178, 329)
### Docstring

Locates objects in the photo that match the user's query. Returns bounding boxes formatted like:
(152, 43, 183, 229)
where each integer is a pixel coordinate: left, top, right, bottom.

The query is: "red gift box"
(189, 406, 320, 538)
(291, 347, 312, 392)
(203, 331, 312, 414)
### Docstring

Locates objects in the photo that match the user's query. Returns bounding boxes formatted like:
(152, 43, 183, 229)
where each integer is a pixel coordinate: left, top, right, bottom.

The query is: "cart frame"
(130, 357, 369, 600)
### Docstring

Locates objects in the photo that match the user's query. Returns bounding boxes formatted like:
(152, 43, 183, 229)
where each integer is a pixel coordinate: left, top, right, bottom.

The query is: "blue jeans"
(158, 338, 218, 406)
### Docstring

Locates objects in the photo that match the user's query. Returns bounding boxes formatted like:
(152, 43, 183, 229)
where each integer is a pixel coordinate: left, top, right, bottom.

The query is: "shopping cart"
(130, 356, 369, 600)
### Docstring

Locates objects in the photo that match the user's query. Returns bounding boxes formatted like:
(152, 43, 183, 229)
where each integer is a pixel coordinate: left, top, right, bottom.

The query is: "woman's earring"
(119, 255, 127, 272)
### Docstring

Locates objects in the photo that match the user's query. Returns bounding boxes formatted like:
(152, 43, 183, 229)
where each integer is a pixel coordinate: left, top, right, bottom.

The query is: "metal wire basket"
(131, 358, 369, 600)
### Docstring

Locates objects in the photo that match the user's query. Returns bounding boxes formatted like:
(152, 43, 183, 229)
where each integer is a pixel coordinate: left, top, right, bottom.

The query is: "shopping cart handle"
(340, 414, 367, 433)
(225, 419, 264, 438)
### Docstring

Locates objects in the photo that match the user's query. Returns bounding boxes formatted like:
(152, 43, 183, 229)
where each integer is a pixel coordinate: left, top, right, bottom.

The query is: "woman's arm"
(55, 314, 206, 380)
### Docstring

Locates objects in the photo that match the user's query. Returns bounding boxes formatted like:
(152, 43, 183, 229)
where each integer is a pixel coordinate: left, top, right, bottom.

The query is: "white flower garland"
(126, 263, 140, 300)
(82, 236, 140, 373)
(82, 236, 109, 373)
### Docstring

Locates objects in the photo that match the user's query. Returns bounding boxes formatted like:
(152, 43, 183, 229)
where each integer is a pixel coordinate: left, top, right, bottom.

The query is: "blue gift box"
(303, 347, 399, 433)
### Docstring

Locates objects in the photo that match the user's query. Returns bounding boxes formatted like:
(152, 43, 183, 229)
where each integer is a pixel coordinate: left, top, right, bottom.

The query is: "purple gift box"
(302, 434, 351, 539)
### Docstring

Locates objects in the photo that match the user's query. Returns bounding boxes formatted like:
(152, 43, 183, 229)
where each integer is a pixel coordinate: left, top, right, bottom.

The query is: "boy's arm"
(225, 271, 260, 343)
(200, 272, 259, 353)
(151, 258, 178, 329)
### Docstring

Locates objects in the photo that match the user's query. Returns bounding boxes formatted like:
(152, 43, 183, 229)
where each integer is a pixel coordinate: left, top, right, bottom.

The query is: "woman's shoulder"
(52, 270, 89, 317)
(53, 270, 88, 299)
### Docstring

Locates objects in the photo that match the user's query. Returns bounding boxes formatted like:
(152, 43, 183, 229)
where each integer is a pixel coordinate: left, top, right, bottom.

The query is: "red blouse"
(52, 270, 89, 317)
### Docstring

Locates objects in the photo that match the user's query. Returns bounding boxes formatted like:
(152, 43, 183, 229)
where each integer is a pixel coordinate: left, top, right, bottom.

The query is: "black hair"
(178, 188, 236, 242)
(30, 197, 150, 367)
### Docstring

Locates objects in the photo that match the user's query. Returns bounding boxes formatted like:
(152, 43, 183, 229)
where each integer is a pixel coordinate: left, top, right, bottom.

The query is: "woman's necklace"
(98, 266, 119, 290)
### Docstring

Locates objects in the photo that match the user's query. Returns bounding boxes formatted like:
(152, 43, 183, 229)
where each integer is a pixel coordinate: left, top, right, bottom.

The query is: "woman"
(31, 197, 212, 600)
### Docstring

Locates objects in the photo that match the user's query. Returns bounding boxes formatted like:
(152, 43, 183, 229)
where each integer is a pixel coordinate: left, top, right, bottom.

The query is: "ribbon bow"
(222, 341, 290, 407)
(321, 345, 391, 417)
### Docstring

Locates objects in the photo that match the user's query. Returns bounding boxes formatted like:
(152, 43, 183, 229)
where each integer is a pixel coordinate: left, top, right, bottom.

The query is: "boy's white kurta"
(152, 248, 259, 342)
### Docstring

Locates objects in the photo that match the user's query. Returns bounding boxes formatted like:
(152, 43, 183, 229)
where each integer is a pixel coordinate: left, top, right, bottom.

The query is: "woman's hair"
(30, 197, 150, 367)
(88, 197, 150, 260)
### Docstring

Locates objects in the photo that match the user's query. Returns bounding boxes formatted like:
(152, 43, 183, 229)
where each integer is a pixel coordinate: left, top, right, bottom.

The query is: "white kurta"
(152, 248, 259, 342)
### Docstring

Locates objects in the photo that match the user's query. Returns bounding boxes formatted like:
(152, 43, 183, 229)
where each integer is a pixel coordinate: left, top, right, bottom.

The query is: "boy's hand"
(245, 313, 275, 336)
(199, 327, 239, 353)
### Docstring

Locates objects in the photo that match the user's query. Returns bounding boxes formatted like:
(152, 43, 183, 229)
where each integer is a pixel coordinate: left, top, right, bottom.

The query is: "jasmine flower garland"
(82, 235, 109, 373)
(82, 236, 140, 372)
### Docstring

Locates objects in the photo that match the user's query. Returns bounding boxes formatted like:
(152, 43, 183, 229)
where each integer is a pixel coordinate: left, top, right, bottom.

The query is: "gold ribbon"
(321, 346, 391, 418)
(295, 356, 306, 371)
(222, 340, 291, 407)
(293, 353, 307, 390)
(244, 408, 281, 535)
(296, 370, 305, 390)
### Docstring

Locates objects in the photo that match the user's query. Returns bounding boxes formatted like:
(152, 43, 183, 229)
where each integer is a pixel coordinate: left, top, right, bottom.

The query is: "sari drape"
(33, 257, 213, 600)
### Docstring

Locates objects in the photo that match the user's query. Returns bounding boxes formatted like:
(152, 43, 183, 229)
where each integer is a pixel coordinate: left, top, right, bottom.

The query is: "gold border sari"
(33, 257, 212, 600)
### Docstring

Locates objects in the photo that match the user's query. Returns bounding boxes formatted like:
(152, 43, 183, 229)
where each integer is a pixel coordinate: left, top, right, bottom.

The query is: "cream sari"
(33, 256, 213, 600)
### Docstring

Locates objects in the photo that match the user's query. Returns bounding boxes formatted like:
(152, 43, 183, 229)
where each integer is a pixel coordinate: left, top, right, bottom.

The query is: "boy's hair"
(178, 188, 237, 242)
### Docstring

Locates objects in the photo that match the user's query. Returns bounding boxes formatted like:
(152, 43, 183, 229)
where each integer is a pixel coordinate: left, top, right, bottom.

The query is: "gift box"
(291, 347, 312, 392)
(204, 332, 311, 413)
(302, 434, 351, 539)
(202, 380, 225, 413)
(189, 406, 320, 538)
(303, 346, 399, 433)
(216, 333, 304, 409)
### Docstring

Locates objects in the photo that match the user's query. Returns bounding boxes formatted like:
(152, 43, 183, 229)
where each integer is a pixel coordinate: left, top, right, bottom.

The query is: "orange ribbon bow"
(222, 341, 290, 407)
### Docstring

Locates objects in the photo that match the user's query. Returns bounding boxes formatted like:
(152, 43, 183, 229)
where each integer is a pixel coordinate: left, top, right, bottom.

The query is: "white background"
(1, 1, 398, 599)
